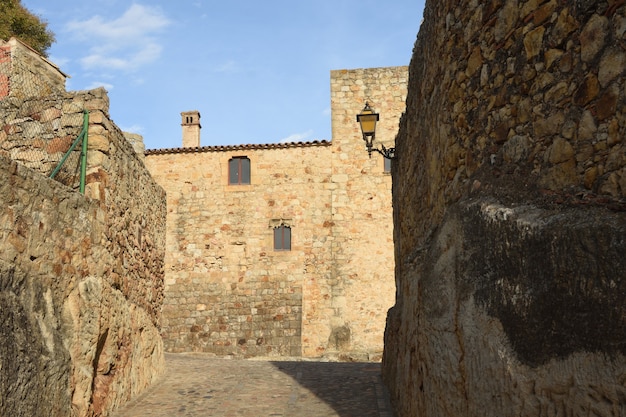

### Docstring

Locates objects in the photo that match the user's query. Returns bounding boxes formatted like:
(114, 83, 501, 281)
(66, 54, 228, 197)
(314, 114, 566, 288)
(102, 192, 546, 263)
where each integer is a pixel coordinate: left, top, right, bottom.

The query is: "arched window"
(273, 225, 291, 251)
(228, 156, 250, 185)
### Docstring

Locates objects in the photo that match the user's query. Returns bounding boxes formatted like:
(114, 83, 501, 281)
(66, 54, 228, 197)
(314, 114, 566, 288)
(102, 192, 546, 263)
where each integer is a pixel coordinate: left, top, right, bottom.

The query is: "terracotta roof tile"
(145, 140, 332, 155)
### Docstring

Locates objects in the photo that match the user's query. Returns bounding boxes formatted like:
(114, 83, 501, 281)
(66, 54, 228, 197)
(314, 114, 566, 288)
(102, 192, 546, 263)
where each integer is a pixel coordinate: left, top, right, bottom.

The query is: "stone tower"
(181, 110, 201, 148)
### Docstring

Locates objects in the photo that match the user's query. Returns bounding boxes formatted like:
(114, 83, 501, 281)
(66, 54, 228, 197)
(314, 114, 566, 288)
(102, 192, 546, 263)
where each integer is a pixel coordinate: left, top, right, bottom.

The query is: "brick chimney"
(181, 110, 201, 148)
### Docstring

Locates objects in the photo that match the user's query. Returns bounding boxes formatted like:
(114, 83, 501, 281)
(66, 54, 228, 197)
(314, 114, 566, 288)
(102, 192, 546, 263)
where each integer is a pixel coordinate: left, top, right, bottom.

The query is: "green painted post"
(79, 110, 89, 194)
(50, 124, 85, 180)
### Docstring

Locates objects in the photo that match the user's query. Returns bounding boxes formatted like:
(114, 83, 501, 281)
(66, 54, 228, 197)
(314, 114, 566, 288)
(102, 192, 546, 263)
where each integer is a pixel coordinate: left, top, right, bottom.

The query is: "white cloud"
(66, 4, 170, 72)
(280, 130, 314, 144)
(84, 81, 114, 91)
(67, 4, 169, 42)
(80, 54, 129, 71)
(80, 43, 163, 71)
(119, 124, 145, 135)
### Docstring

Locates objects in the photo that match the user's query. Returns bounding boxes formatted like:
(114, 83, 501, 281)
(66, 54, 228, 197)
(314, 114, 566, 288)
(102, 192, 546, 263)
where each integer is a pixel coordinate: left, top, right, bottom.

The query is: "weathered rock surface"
(0, 154, 165, 417)
(1, 86, 166, 415)
(383, 0, 626, 415)
(385, 200, 626, 416)
(0, 260, 71, 417)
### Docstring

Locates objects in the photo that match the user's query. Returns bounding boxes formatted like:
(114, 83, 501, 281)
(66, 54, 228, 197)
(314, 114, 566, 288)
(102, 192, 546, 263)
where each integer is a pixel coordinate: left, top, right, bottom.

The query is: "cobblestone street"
(111, 354, 395, 417)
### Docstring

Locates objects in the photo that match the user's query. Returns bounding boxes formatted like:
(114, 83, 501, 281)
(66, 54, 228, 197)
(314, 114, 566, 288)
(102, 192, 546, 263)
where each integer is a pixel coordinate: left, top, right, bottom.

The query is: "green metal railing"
(50, 110, 89, 194)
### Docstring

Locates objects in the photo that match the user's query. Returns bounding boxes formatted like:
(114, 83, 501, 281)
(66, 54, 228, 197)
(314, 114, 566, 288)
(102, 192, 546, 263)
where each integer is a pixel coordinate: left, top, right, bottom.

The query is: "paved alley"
(110, 353, 395, 417)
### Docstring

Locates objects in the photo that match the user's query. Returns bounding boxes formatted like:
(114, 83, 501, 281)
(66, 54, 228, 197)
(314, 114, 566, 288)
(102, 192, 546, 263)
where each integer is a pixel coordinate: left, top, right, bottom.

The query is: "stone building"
(145, 66, 407, 359)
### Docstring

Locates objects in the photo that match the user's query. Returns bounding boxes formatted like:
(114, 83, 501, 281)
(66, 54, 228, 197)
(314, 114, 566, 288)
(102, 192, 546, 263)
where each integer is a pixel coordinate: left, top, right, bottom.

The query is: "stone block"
(523, 26, 545, 59)
(599, 47, 626, 88)
(580, 14, 609, 63)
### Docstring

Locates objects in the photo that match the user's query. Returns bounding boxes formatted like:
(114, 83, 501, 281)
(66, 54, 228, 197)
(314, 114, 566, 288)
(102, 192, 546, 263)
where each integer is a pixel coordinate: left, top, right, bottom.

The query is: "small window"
(384, 156, 392, 173)
(229, 157, 250, 184)
(274, 225, 291, 251)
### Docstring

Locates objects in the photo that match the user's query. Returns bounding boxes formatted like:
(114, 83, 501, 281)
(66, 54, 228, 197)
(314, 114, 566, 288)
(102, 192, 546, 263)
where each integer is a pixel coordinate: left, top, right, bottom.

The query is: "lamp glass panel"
(359, 114, 378, 135)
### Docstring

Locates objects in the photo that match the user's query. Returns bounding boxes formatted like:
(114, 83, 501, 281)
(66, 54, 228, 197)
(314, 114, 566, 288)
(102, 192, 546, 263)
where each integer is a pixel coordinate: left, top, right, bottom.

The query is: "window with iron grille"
(229, 156, 251, 184)
(273, 225, 291, 251)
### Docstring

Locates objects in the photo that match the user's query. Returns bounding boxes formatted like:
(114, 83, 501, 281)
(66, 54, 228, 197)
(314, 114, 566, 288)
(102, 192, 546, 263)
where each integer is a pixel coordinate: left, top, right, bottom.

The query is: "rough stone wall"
(0, 88, 165, 325)
(0, 38, 66, 99)
(123, 132, 146, 161)
(1, 87, 166, 414)
(0, 156, 165, 417)
(0, 89, 102, 188)
(0, 45, 9, 97)
(144, 66, 405, 360)
(383, 1, 626, 416)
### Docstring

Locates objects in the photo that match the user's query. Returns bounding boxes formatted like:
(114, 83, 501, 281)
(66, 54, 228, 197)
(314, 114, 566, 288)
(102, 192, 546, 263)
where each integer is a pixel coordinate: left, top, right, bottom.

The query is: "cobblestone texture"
(111, 354, 394, 417)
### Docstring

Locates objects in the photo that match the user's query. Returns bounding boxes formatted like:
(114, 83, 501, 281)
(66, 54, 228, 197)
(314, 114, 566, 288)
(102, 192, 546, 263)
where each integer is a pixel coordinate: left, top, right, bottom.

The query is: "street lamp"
(356, 102, 396, 159)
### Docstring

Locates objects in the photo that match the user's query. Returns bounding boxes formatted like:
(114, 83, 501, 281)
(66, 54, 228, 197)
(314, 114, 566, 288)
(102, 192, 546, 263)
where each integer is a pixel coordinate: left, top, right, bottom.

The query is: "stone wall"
(0, 87, 165, 326)
(1, 86, 166, 415)
(145, 66, 406, 359)
(123, 132, 146, 161)
(383, 1, 626, 416)
(1, 89, 100, 189)
(0, 37, 67, 99)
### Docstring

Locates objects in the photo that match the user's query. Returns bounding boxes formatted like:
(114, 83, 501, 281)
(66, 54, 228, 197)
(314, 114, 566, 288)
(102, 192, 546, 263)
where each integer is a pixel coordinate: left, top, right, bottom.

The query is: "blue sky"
(21, 1, 424, 149)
